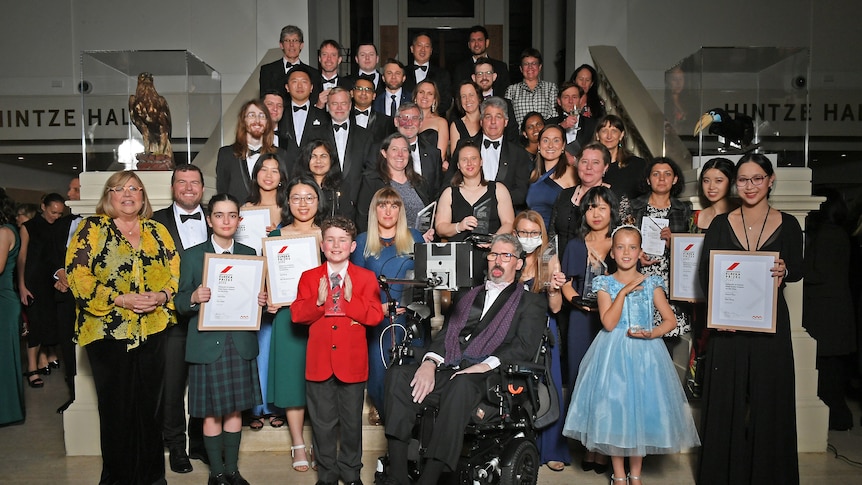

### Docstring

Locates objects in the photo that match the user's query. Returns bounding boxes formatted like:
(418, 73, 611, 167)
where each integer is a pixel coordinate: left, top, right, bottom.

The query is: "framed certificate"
(235, 206, 274, 255)
(199, 253, 266, 331)
(669, 234, 705, 302)
(262, 234, 321, 306)
(706, 250, 779, 333)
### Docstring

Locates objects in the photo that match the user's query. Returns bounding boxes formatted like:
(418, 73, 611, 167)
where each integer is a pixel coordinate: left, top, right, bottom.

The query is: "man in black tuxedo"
(259, 25, 323, 105)
(384, 234, 546, 485)
(342, 42, 384, 95)
(216, 99, 294, 203)
(451, 25, 510, 96)
(278, 65, 331, 152)
(545, 81, 597, 151)
(315, 39, 351, 109)
(372, 59, 411, 117)
(462, 97, 531, 211)
(391, 102, 444, 197)
(151, 165, 210, 474)
(471, 59, 519, 141)
(350, 77, 395, 144)
(403, 32, 452, 115)
(325, 87, 373, 222)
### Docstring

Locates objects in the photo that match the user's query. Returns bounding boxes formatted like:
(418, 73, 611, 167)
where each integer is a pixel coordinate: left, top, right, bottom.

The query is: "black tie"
(222, 250, 230, 255)
(179, 213, 201, 223)
(354, 109, 369, 117)
(334, 123, 347, 132)
(359, 73, 375, 82)
(390, 95, 397, 117)
(410, 144, 417, 152)
(284, 62, 294, 72)
(483, 139, 500, 149)
(293, 105, 307, 112)
(413, 64, 428, 72)
(248, 147, 261, 156)
(324, 76, 338, 83)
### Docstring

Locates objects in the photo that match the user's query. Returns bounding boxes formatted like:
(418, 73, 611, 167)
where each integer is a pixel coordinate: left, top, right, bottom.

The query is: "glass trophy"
(574, 254, 607, 309)
(541, 235, 559, 287)
(472, 198, 491, 235)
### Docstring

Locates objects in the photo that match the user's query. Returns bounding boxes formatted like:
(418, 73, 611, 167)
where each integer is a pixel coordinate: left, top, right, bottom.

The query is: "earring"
(278, 182, 283, 187)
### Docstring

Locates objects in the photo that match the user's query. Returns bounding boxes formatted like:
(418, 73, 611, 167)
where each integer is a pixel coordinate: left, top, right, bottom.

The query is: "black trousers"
(86, 332, 166, 485)
(161, 321, 203, 451)
(306, 377, 366, 483)
(384, 364, 486, 470)
(55, 290, 77, 399)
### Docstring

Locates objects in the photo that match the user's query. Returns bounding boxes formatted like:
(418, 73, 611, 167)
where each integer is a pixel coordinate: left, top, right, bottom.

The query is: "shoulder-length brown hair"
(96, 170, 153, 219)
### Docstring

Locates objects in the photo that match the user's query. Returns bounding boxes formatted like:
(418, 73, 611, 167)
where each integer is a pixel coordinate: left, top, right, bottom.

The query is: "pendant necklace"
(740, 207, 769, 251)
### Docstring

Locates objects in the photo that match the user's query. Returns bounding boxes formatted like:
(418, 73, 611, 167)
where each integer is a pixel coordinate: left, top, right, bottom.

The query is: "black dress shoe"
(226, 471, 250, 485)
(169, 448, 193, 473)
(189, 448, 210, 465)
(208, 474, 231, 485)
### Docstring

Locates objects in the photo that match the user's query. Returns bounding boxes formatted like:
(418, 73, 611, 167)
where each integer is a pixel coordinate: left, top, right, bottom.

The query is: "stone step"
(239, 424, 387, 453)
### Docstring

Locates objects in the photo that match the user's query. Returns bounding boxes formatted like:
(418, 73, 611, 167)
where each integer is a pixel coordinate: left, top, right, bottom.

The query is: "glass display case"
(664, 47, 809, 168)
(80, 50, 221, 171)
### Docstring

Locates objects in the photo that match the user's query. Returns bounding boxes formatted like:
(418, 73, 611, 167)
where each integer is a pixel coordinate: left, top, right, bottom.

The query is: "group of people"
(0, 22, 813, 485)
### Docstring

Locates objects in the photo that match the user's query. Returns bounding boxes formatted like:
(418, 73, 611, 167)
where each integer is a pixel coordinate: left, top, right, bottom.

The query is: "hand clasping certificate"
(262, 234, 321, 306)
(707, 250, 779, 333)
(199, 253, 266, 331)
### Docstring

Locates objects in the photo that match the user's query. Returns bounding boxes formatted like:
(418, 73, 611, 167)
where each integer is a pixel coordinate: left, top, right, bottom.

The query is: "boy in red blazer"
(291, 215, 384, 485)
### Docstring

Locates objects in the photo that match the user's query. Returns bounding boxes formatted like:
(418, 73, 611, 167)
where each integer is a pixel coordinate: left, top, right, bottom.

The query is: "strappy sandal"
(268, 415, 286, 428)
(24, 370, 44, 388)
(248, 416, 264, 430)
(291, 444, 310, 472)
(627, 473, 642, 485)
(610, 475, 628, 484)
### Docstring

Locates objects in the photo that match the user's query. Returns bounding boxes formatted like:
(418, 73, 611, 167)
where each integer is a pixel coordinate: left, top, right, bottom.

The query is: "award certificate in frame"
(669, 234, 705, 302)
(707, 250, 779, 333)
(263, 234, 321, 306)
(198, 253, 266, 331)
(235, 207, 274, 254)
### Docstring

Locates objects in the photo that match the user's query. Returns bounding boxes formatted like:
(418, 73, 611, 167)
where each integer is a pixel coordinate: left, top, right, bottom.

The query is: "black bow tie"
(483, 139, 501, 149)
(354, 109, 369, 117)
(293, 105, 307, 112)
(284, 62, 294, 71)
(180, 212, 201, 223)
(334, 122, 347, 131)
(358, 73, 376, 81)
(410, 144, 417, 152)
(248, 147, 261, 156)
(323, 76, 338, 83)
(413, 64, 428, 72)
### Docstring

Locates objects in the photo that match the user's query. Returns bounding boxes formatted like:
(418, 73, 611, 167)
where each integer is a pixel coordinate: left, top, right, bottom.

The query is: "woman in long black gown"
(696, 154, 802, 485)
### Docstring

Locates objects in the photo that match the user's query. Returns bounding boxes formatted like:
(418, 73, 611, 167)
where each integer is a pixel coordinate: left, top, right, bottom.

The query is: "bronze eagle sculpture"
(129, 72, 173, 168)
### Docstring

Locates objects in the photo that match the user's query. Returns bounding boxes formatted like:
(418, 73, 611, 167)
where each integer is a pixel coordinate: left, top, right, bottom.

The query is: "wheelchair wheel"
(499, 440, 539, 485)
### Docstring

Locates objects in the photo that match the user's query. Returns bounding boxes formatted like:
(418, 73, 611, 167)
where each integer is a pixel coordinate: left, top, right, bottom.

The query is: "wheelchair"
(376, 320, 560, 485)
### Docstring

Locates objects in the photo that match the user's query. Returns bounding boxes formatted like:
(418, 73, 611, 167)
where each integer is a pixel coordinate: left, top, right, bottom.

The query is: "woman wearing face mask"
(513, 210, 569, 472)
(560, 186, 620, 475)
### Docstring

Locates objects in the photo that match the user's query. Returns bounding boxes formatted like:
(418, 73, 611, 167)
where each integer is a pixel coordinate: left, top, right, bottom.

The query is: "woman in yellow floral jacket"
(66, 170, 180, 485)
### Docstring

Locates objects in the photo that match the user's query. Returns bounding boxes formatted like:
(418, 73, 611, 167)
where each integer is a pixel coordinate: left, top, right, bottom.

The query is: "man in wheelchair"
(383, 234, 548, 485)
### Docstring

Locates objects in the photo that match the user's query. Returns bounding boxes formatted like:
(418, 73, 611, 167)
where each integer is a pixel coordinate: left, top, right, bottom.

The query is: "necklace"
(740, 207, 770, 251)
(572, 185, 583, 205)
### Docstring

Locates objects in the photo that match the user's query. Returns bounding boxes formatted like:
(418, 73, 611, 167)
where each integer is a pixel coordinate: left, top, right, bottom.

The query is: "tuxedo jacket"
(323, 121, 373, 221)
(259, 59, 324, 106)
(350, 108, 395, 144)
(403, 64, 453, 114)
(290, 262, 384, 383)
(151, 204, 212, 256)
(451, 56, 511, 97)
(175, 241, 260, 364)
(215, 145, 294, 204)
(428, 284, 546, 366)
(278, 104, 332, 151)
(545, 114, 597, 150)
(372, 90, 412, 117)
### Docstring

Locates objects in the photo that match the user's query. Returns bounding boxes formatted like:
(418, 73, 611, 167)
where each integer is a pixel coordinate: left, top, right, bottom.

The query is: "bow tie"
(293, 105, 307, 112)
(284, 61, 294, 71)
(486, 280, 510, 292)
(410, 144, 417, 152)
(180, 212, 202, 223)
(483, 139, 501, 149)
(248, 147, 261, 156)
(413, 64, 428, 72)
(323, 76, 338, 84)
(334, 122, 347, 131)
(354, 109, 369, 117)
(358, 73, 376, 81)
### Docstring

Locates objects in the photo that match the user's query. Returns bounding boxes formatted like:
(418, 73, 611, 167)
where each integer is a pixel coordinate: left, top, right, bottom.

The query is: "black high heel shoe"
(48, 359, 60, 370)
(38, 366, 50, 376)
(24, 370, 44, 388)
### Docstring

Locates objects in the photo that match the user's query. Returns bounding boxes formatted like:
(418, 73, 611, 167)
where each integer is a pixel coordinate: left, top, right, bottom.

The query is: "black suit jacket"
(324, 121, 373, 222)
(151, 204, 212, 256)
(260, 59, 324, 106)
(278, 103, 331, 151)
(545, 114, 597, 150)
(403, 64, 453, 115)
(372, 90, 412, 117)
(215, 145, 294, 204)
(351, 108, 395, 144)
(451, 56, 510, 98)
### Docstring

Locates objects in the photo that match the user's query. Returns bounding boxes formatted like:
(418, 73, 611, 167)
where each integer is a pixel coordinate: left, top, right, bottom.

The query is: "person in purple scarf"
(383, 233, 548, 485)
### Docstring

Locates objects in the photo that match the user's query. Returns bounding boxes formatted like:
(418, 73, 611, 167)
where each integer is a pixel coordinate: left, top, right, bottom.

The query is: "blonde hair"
(513, 210, 550, 294)
(96, 170, 153, 219)
(364, 187, 415, 258)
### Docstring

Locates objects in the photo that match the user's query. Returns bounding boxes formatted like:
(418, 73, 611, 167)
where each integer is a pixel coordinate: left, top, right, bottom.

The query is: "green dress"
(266, 229, 310, 408)
(0, 224, 23, 426)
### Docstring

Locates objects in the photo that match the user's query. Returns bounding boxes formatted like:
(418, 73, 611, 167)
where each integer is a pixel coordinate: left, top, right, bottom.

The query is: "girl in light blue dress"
(562, 226, 699, 484)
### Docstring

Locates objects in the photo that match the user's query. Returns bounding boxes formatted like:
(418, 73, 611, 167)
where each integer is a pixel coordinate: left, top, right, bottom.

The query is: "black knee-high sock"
(203, 434, 225, 475)
(387, 438, 409, 485)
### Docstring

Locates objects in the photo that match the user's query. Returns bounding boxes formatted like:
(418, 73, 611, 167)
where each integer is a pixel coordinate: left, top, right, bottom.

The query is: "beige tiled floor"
(2, 368, 861, 484)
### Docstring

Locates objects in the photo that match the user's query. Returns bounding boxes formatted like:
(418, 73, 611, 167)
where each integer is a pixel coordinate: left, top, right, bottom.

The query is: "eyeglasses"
(353, 86, 374, 92)
(487, 252, 516, 262)
(397, 115, 421, 123)
(521, 62, 540, 68)
(108, 186, 143, 194)
(474, 70, 494, 78)
(245, 112, 267, 120)
(282, 39, 302, 45)
(515, 230, 541, 238)
(735, 175, 767, 187)
(289, 194, 318, 205)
